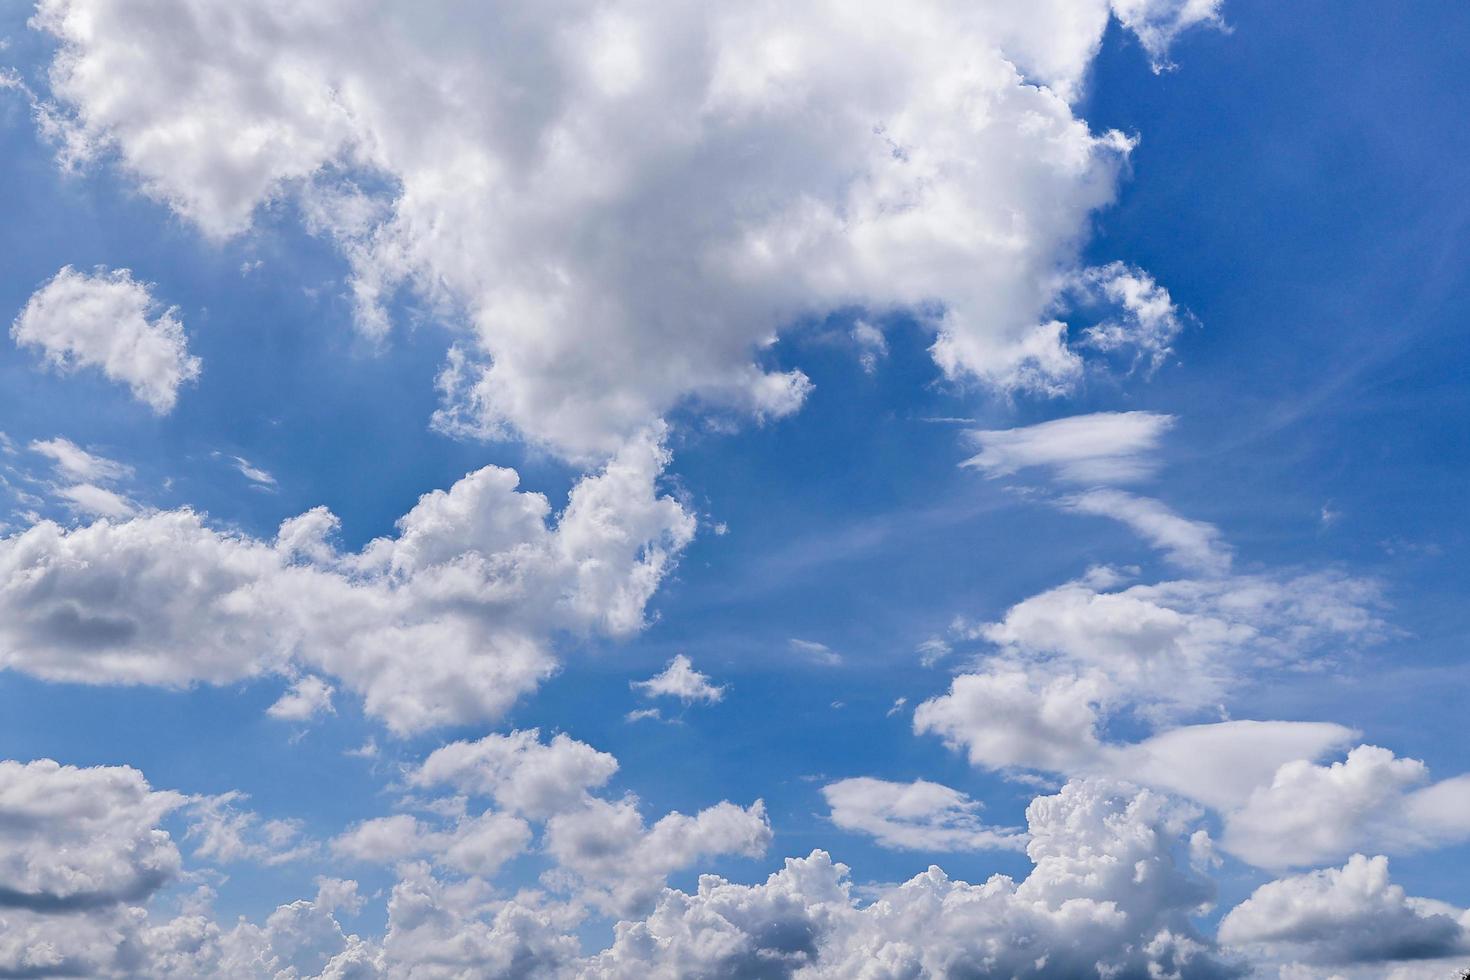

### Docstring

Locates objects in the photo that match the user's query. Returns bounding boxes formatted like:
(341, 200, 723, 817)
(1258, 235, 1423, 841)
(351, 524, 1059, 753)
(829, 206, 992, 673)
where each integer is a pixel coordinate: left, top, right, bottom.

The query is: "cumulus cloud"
(918, 569, 1382, 773)
(32, 0, 1218, 457)
(821, 777, 1024, 852)
(267, 675, 336, 722)
(334, 811, 532, 879)
(1220, 745, 1470, 869)
(0, 753, 1252, 978)
(0, 428, 694, 733)
(546, 797, 772, 917)
(11, 266, 200, 413)
(409, 729, 619, 821)
(631, 654, 725, 705)
(1219, 854, 1470, 966)
(0, 758, 183, 912)
(962, 410, 1176, 484)
(587, 779, 1234, 978)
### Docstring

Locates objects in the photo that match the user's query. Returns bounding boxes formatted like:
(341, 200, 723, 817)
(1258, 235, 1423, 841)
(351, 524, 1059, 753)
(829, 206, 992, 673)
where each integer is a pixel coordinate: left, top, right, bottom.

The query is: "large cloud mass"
(33, 0, 1219, 456)
(0, 428, 694, 732)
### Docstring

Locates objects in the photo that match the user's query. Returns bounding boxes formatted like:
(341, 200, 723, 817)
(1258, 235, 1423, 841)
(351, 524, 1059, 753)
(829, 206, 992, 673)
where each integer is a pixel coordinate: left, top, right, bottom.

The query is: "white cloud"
(546, 797, 772, 916)
(379, 864, 579, 978)
(409, 729, 619, 821)
(631, 654, 725, 704)
(1219, 854, 1470, 966)
(0, 758, 184, 911)
(32, 0, 1218, 457)
(1220, 745, 1470, 869)
(851, 320, 887, 375)
(1112, 0, 1226, 70)
(587, 779, 1232, 978)
(29, 437, 131, 484)
(137, 878, 381, 979)
(26, 436, 139, 518)
(921, 570, 1382, 769)
(185, 792, 316, 867)
(624, 707, 662, 724)
(0, 757, 381, 978)
(221, 453, 277, 488)
(1063, 488, 1232, 574)
(267, 675, 336, 722)
(1104, 720, 1357, 814)
(0, 427, 695, 733)
(333, 810, 532, 879)
(54, 481, 136, 519)
(962, 411, 1176, 484)
(821, 777, 1023, 852)
(789, 638, 842, 666)
(11, 266, 200, 413)
(1073, 261, 1188, 373)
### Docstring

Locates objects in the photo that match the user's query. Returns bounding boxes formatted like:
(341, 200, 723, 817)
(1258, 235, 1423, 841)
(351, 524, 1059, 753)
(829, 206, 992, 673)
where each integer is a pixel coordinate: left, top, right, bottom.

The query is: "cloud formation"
(0, 427, 694, 732)
(963, 411, 1177, 484)
(1219, 854, 1470, 967)
(11, 266, 200, 413)
(32, 0, 1219, 457)
(631, 654, 725, 705)
(821, 777, 1024, 852)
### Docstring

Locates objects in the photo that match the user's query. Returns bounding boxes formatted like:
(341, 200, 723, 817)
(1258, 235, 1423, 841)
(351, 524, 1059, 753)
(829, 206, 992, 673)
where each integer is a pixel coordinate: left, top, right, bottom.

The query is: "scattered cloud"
(11, 266, 200, 413)
(266, 676, 335, 722)
(962, 411, 1176, 484)
(631, 653, 725, 704)
(822, 777, 1024, 852)
(789, 638, 842, 667)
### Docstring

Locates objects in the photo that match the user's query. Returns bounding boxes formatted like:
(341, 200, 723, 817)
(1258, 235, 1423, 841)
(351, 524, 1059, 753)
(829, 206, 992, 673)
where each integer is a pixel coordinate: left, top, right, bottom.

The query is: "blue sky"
(1, 2, 1468, 977)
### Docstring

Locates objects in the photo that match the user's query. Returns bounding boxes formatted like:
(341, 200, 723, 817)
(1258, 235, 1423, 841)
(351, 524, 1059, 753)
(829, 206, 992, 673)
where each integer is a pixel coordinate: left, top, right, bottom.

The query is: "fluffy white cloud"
(631, 654, 725, 705)
(32, 0, 1218, 457)
(10, 266, 200, 413)
(914, 666, 1107, 771)
(546, 797, 772, 916)
(334, 811, 532, 879)
(0, 758, 186, 979)
(0, 428, 694, 733)
(379, 865, 579, 979)
(1073, 262, 1188, 372)
(1219, 854, 1470, 966)
(587, 779, 1233, 978)
(917, 569, 1382, 773)
(1220, 746, 1470, 869)
(0, 759, 183, 911)
(820, 777, 1023, 852)
(409, 729, 619, 821)
(138, 878, 383, 979)
(962, 410, 1177, 484)
(268, 675, 336, 722)
(1104, 720, 1356, 813)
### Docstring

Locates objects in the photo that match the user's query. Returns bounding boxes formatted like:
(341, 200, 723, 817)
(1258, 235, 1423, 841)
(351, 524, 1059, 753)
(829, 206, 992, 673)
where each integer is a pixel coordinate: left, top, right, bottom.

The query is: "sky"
(0, 1, 1468, 977)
